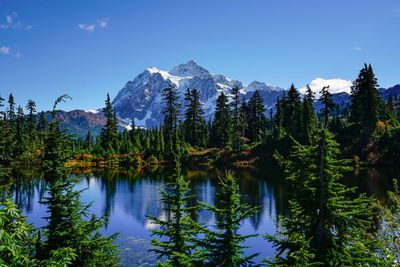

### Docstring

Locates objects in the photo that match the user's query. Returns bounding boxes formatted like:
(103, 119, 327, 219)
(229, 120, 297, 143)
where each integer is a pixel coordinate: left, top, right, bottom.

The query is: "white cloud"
(0, 46, 10, 54)
(300, 78, 353, 95)
(0, 12, 33, 30)
(78, 18, 108, 32)
(353, 46, 362, 51)
(6, 15, 13, 24)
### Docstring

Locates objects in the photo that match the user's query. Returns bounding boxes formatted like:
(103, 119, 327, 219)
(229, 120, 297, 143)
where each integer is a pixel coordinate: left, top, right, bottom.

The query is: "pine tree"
(265, 128, 379, 266)
(146, 156, 199, 266)
(25, 99, 37, 143)
(39, 95, 119, 266)
(282, 84, 303, 140)
(319, 86, 335, 126)
(183, 88, 206, 147)
(302, 85, 317, 144)
(197, 171, 259, 266)
(84, 131, 93, 150)
(100, 93, 118, 154)
(273, 96, 285, 140)
(7, 93, 16, 121)
(211, 92, 231, 148)
(161, 87, 181, 155)
(247, 90, 266, 144)
(230, 87, 244, 150)
(350, 64, 382, 141)
(15, 106, 26, 157)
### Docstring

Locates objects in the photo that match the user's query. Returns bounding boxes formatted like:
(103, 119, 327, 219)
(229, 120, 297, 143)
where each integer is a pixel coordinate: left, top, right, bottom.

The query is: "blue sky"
(1, 0, 399, 112)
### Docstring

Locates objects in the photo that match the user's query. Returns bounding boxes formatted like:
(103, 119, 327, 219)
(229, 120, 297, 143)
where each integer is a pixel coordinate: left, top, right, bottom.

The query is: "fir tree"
(161, 87, 181, 154)
(302, 85, 317, 144)
(39, 95, 119, 266)
(282, 84, 303, 140)
(247, 90, 266, 144)
(265, 128, 380, 266)
(230, 87, 244, 150)
(100, 93, 118, 154)
(350, 64, 382, 141)
(146, 156, 199, 266)
(211, 92, 231, 148)
(319, 86, 335, 126)
(197, 171, 259, 266)
(183, 88, 206, 147)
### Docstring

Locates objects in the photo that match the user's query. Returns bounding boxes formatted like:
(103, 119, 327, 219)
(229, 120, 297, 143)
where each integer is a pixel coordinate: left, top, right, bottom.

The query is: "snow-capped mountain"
(112, 60, 286, 128)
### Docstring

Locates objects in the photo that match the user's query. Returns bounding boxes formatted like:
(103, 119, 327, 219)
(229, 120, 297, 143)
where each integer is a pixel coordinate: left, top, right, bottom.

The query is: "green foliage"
(318, 85, 335, 126)
(373, 179, 400, 264)
(247, 90, 266, 144)
(183, 89, 206, 148)
(350, 64, 382, 142)
(146, 156, 199, 266)
(197, 171, 259, 266)
(265, 128, 380, 266)
(100, 93, 118, 154)
(211, 92, 232, 148)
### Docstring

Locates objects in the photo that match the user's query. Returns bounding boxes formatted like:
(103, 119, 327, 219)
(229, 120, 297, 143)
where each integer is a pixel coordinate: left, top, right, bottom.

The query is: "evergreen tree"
(100, 93, 118, 154)
(319, 86, 335, 126)
(146, 156, 199, 266)
(350, 64, 381, 141)
(211, 92, 231, 148)
(39, 95, 119, 266)
(84, 131, 94, 150)
(197, 171, 259, 266)
(282, 84, 303, 140)
(273, 96, 285, 140)
(230, 87, 244, 150)
(265, 128, 379, 266)
(161, 87, 181, 154)
(302, 85, 317, 144)
(183, 88, 206, 147)
(247, 90, 266, 144)
(25, 99, 37, 143)
(7, 93, 16, 121)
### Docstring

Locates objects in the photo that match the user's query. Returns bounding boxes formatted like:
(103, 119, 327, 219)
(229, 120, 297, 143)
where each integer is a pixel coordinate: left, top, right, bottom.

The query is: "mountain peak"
(169, 60, 210, 77)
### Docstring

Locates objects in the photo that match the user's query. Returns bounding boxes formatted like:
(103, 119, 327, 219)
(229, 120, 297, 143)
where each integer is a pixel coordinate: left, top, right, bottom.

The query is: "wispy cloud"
(0, 12, 34, 30)
(78, 18, 108, 32)
(352, 46, 362, 51)
(300, 78, 353, 95)
(0, 46, 10, 54)
(0, 46, 23, 58)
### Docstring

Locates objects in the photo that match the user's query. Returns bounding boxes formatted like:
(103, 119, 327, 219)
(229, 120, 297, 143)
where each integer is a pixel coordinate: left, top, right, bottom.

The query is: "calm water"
(9, 165, 399, 266)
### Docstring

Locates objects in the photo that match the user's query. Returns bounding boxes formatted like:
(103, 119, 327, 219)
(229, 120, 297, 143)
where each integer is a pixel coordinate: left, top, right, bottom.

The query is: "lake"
(9, 165, 399, 266)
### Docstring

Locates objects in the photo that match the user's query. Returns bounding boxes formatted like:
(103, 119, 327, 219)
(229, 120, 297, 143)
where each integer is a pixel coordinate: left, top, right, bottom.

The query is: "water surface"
(10, 165, 398, 266)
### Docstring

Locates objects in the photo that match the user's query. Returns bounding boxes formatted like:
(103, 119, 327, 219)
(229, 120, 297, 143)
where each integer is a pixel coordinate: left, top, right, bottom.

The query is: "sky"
(1, 0, 399, 112)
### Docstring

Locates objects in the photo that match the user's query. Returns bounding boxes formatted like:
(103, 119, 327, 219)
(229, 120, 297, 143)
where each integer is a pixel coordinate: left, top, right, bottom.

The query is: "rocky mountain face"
(112, 60, 286, 128)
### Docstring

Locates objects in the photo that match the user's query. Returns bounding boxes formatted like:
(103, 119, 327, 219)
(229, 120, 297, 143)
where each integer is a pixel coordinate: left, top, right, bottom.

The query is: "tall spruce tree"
(350, 64, 381, 141)
(100, 93, 118, 154)
(197, 171, 259, 266)
(211, 92, 232, 148)
(302, 85, 317, 144)
(247, 90, 266, 144)
(265, 128, 380, 266)
(282, 84, 303, 140)
(230, 87, 244, 150)
(319, 86, 335, 127)
(39, 95, 119, 266)
(146, 156, 199, 266)
(183, 88, 206, 147)
(161, 87, 181, 154)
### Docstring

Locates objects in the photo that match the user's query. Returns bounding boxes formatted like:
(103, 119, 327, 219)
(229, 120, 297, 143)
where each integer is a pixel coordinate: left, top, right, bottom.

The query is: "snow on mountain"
(112, 60, 286, 128)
